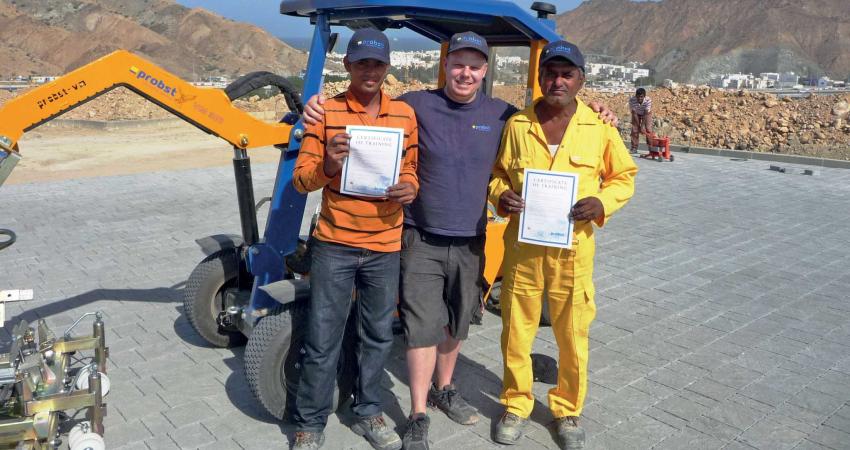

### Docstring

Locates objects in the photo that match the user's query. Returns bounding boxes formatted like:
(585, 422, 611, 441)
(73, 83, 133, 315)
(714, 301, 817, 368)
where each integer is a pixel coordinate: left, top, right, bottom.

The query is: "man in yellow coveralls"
(488, 40, 638, 450)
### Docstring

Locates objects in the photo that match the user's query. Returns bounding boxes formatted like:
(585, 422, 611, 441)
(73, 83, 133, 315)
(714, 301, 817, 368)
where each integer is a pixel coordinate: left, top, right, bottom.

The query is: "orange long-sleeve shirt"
(293, 90, 419, 252)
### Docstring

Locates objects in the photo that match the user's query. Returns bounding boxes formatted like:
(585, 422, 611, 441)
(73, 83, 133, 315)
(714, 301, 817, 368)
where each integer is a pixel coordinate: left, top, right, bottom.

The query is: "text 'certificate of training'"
(518, 169, 579, 249)
(340, 125, 404, 197)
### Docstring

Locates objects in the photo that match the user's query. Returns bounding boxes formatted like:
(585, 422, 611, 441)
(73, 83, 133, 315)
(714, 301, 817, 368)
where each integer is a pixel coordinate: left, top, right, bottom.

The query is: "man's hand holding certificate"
(340, 125, 405, 198)
(518, 169, 580, 249)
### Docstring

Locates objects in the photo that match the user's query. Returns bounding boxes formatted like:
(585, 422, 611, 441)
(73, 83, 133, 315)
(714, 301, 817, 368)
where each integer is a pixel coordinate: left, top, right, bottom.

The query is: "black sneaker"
(494, 411, 527, 445)
(402, 413, 430, 450)
(554, 416, 585, 450)
(427, 383, 479, 425)
(292, 431, 325, 450)
(351, 415, 402, 450)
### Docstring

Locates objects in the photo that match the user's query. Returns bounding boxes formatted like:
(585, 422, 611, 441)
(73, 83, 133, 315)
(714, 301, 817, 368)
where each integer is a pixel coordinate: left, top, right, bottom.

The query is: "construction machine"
(0, 0, 564, 428)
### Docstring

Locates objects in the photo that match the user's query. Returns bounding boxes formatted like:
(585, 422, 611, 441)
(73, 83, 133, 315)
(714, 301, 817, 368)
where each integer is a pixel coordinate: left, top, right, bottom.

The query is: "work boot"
(554, 416, 585, 450)
(494, 411, 527, 445)
(402, 413, 430, 450)
(351, 414, 402, 450)
(292, 431, 325, 450)
(427, 383, 479, 425)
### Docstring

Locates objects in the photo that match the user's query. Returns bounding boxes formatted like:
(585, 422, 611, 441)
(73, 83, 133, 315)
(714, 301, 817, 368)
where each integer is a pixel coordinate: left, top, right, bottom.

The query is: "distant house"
(30, 76, 58, 84)
(777, 72, 799, 89)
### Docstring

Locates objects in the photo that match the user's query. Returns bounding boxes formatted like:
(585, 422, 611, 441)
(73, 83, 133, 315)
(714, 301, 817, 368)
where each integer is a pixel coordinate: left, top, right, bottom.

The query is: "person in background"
(629, 87, 652, 153)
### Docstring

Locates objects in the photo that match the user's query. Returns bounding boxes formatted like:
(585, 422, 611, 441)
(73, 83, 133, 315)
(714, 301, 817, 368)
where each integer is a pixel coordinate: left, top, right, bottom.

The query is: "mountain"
(556, 0, 850, 83)
(0, 0, 307, 79)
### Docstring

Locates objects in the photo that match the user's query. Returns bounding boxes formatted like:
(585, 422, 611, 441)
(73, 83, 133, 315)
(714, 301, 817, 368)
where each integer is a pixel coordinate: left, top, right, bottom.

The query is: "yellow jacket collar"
(514, 97, 596, 144)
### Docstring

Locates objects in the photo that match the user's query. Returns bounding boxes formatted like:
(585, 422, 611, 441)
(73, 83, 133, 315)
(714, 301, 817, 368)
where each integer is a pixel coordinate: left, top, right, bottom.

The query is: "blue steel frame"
(244, 0, 561, 318)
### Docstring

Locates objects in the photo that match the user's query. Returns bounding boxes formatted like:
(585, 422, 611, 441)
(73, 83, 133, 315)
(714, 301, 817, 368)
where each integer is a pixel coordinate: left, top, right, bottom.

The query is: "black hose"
(0, 229, 15, 252)
(224, 72, 304, 115)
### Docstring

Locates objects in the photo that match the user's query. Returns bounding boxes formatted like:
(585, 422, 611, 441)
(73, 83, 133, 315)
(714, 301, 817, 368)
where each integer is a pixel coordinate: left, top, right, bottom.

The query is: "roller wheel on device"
(485, 280, 552, 327)
(244, 302, 357, 420)
(183, 249, 248, 348)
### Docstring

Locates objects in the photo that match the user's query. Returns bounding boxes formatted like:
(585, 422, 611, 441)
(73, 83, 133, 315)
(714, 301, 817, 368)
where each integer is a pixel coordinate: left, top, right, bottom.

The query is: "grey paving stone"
(162, 400, 217, 428)
(823, 412, 850, 433)
(111, 443, 150, 450)
(740, 382, 790, 408)
(788, 389, 846, 417)
(606, 413, 678, 449)
(197, 438, 242, 450)
(655, 427, 725, 450)
(688, 414, 743, 442)
(648, 367, 697, 390)
(806, 371, 850, 398)
(709, 364, 763, 389)
(687, 378, 738, 403)
(105, 420, 153, 447)
(655, 395, 711, 423)
(141, 434, 181, 450)
(709, 399, 766, 431)
(168, 422, 216, 448)
(791, 440, 836, 450)
(602, 386, 655, 418)
(739, 419, 809, 450)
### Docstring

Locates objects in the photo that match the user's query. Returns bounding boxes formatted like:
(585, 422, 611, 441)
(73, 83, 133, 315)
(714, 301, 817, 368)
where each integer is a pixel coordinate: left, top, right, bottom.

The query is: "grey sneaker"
(292, 431, 325, 449)
(427, 383, 479, 425)
(351, 415, 402, 450)
(554, 416, 585, 450)
(494, 411, 527, 445)
(402, 413, 430, 450)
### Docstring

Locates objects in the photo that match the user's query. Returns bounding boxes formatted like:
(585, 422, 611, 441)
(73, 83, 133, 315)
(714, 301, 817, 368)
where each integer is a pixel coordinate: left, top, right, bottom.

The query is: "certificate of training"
(340, 125, 404, 197)
(518, 169, 580, 249)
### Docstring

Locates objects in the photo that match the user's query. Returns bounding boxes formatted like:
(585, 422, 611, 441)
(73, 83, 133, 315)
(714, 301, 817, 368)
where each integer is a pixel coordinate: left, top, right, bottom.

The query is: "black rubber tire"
(486, 280, 551, 327)
(244, 303, 357, 420)
(670, 154, 675, 162)
(485, 280, 502, 310)
(183, 250, 248, 348)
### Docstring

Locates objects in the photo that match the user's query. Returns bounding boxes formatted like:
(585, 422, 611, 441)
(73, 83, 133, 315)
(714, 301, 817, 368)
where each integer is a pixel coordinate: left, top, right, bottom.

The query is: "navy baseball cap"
(447, 31, 489, 59)
(346, 29, 391, 64)
(539, 40, 585, 71)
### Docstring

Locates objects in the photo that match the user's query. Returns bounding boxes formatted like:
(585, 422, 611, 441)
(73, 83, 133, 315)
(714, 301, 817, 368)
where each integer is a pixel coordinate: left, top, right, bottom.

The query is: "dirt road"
(6, 120, 282, 185)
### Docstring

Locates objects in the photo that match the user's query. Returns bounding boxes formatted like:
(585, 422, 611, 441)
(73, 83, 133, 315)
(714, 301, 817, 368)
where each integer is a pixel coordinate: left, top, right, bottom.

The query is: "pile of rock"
(582, 86, 850, 160)
(321, 74, 434, 99)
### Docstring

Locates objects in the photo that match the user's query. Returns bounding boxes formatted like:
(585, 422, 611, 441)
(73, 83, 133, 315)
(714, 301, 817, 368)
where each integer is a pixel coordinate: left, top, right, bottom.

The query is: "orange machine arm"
(0, 50, 293, 153)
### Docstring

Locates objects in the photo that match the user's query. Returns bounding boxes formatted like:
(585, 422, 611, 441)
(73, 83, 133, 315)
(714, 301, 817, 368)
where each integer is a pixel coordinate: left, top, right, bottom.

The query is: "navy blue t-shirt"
(399, 89, 518, 237)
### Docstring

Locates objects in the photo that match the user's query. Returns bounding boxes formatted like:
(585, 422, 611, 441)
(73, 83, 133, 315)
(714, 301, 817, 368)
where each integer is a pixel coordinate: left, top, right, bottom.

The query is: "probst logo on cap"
(456, 35, 483, 46)
(357, 39, 386, 50)
(544, 45, 572, 56)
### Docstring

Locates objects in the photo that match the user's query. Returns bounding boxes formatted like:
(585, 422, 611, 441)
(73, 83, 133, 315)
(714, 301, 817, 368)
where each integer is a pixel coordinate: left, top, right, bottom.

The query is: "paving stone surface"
(2, 153, 850, 449)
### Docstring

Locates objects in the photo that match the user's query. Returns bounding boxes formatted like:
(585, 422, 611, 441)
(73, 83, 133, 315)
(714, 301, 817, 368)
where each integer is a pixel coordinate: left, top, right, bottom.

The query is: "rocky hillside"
(556, 0, 850, 83)
(0, 0, 306, 79)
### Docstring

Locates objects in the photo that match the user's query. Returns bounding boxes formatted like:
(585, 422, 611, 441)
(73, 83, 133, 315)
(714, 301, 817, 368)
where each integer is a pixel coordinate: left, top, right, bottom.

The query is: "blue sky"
(175, 0, 587, 40)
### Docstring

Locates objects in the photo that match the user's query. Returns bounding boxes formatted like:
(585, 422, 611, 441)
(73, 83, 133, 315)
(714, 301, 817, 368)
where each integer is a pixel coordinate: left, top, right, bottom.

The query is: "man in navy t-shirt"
(302, 31, 617, 450)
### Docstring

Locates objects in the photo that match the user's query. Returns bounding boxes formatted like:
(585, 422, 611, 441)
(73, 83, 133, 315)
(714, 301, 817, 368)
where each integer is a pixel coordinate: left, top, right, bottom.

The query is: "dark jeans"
(292, 239, 398, 432)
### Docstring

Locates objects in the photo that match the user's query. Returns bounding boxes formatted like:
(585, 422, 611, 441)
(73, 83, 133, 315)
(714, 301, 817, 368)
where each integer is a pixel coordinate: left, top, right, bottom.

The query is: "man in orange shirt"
(290, 29, 419, 450)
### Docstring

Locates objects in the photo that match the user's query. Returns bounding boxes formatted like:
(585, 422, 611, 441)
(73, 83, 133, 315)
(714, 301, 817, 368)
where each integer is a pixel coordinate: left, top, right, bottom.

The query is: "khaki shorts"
(398, 226, 484, 348)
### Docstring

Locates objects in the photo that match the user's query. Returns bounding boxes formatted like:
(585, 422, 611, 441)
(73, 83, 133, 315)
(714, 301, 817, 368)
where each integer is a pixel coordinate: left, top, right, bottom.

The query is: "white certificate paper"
(518, 169, 580, 249)
(340, 125, 404, 197)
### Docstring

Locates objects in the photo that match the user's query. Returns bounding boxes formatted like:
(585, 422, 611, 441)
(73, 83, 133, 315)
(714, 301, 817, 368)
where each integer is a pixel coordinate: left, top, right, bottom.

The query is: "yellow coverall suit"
(488, 98, 637, 419)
